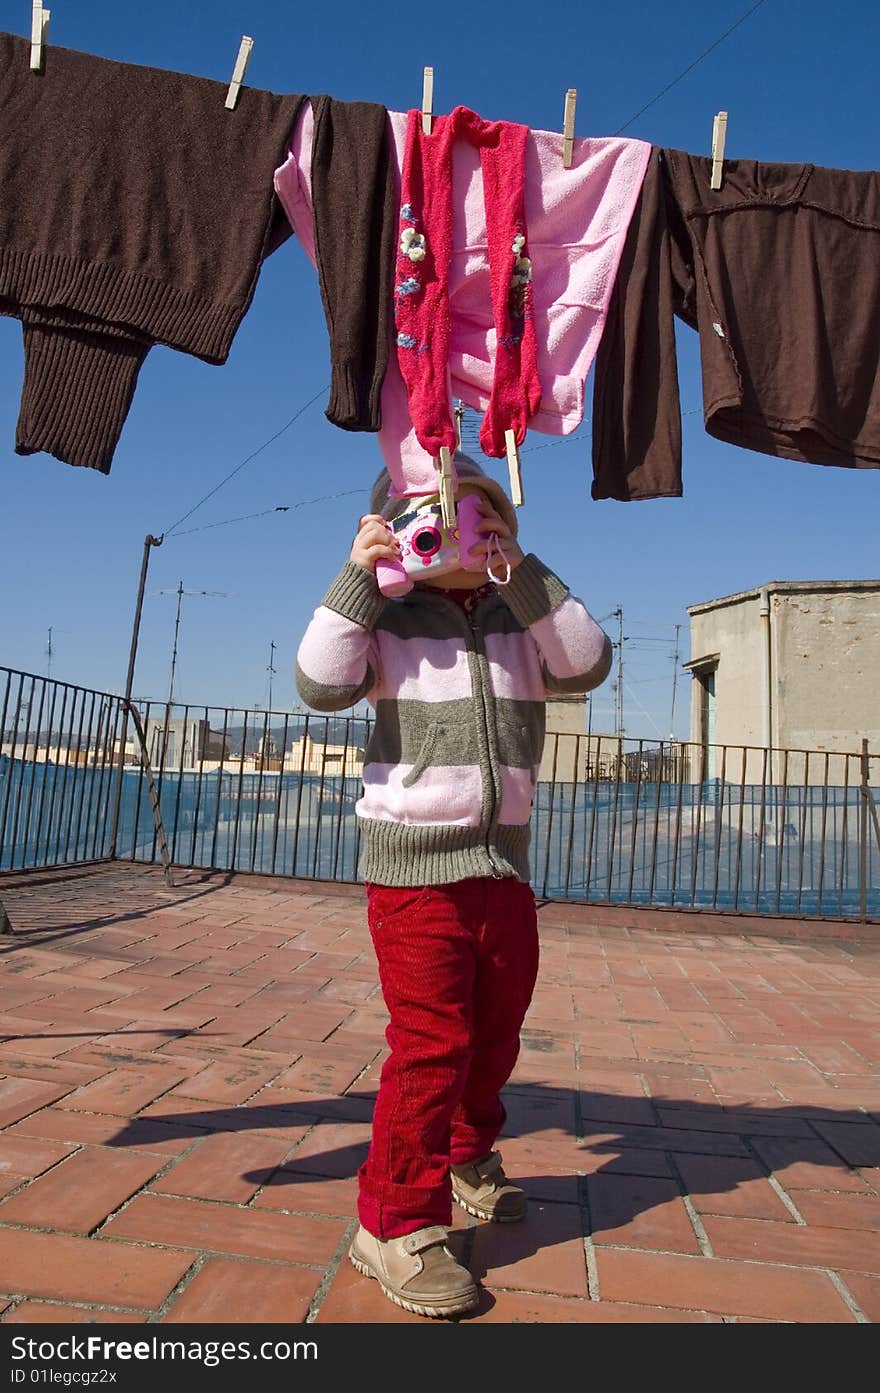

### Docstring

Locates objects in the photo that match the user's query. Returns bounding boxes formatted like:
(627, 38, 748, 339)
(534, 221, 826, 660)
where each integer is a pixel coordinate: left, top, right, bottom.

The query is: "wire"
(458, 407, 704, 459)
(169, 490, 364, 539)
(614, 0, 770, 135)
(162, 384, 329, 540)
(622, 680, 667, 739)
(171, 506, 290, 538)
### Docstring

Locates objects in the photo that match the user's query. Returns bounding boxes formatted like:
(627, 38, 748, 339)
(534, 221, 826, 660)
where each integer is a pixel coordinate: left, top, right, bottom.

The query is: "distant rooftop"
(687, 578, 880, 616)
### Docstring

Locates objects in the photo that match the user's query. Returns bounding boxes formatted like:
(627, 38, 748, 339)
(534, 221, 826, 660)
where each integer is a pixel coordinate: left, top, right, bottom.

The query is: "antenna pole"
(267, 639, 277, 713)
(669, 622, 682, 741)
(615, 606, 624, 737)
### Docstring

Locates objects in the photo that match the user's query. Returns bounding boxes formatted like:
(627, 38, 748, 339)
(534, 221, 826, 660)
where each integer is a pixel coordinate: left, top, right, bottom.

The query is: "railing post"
(108, 534, 164, 859)
(124, 701, 174, 889)
(860, 738, 870, 923)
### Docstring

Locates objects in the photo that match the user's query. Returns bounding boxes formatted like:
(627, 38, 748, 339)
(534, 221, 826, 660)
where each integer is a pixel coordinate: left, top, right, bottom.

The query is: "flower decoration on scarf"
(400, 226, 427, 262)
(506, 227, 533, 343)
(395, 204, 427, 344)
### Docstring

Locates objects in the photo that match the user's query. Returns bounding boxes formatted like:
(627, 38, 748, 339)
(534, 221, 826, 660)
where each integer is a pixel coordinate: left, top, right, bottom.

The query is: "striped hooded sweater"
(295, 554, 612, 887)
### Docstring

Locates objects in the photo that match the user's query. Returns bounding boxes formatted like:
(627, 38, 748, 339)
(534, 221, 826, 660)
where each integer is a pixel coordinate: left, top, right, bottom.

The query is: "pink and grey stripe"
(296, 553, 611, 887)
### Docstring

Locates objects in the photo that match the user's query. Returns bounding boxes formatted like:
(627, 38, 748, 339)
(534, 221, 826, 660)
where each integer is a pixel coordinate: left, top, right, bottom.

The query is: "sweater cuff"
(322, 561, 386, 629)
(325, 360, 382, 433)
(500, 553, 569, 627)
(17, 320, 150, 474)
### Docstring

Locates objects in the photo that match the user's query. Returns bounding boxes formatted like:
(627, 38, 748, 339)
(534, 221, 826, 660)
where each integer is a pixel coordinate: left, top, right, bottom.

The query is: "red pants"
(358, 876, 539, 1238)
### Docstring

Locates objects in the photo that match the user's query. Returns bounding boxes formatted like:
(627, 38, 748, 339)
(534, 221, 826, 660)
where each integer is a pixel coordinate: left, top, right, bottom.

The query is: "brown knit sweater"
(0, 30, 304, 473)
(309, 95, 396, 433)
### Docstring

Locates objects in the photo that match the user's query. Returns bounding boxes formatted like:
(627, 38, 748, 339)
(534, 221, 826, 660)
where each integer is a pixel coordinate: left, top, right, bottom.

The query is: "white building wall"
(687, 583, 880, 785)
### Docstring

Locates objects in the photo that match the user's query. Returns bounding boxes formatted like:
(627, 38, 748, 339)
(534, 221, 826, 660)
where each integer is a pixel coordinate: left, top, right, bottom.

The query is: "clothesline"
(3, 16, 878, 519)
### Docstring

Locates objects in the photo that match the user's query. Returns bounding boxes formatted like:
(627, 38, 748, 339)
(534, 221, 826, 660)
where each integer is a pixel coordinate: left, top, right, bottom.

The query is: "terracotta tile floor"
(1, 862, 879, 1324)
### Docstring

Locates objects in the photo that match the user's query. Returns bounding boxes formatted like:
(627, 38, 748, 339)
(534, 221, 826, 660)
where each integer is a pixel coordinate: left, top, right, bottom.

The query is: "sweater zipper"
(465, 606, 504, 877)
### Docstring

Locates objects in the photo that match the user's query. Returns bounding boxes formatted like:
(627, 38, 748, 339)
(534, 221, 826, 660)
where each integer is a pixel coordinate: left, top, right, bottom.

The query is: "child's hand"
(350, 514, 401, 574)
(466, 499, 524, 570)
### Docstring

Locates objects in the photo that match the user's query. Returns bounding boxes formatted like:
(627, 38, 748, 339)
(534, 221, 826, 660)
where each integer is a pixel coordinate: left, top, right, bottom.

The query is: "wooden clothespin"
(562, 88, 577, 169)
(505, 429, 524, 507)
(225, 36, 253, 111)
(30, 2, 50, 74)
(437, 446, 455, 527)
(710, 110, 728, 191)
(422, 67, 434, 136)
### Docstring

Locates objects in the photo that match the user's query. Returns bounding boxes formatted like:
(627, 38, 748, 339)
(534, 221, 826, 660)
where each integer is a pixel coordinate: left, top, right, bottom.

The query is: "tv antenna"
(267, 640, 277, 713)
(151, 582, 230, 709)
(669, 623, 682, 740)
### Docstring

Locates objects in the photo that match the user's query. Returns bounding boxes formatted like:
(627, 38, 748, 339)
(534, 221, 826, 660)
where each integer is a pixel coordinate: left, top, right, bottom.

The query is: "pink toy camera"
(375, 492, 485, 598)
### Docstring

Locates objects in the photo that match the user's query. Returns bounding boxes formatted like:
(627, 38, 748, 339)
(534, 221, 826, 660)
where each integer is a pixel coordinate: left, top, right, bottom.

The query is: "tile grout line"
(0, 1292, 149, 1320)
(823, 1268, 869, 1323)
(1, 1207, 341, 1273)
(573, 1042, 600, 1301)
(741, 1136, 807, 1224)
(667, 1153, 715, 1257)
(147, 1252, 206, 1323)
(305, 1219, 357, 1323)
(86, 1132, 215, 1237)
(243, 1130, 321, 1211)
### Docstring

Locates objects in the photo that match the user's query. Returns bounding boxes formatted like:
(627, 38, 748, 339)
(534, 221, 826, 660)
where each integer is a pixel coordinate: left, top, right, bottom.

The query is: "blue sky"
(1, 0, 878, 739)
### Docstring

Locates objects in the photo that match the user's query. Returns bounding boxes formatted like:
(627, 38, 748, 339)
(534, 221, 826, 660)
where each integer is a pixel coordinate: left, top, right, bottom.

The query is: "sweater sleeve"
(499, 553, 613, 696)
(310, 96, 396, 433)
(275, 98, 396, 434)
(590, 148, 693, 501)
(295, 562, 385, 712)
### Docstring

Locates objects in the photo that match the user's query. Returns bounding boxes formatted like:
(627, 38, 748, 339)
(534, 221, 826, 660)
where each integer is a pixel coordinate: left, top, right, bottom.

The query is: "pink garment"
(395, 107, 541, 460)
(275, 107, 651, 496)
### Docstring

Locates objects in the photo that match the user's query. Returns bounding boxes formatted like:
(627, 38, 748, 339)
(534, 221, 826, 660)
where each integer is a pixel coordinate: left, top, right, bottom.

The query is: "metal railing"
(534, 731, 879, 919)
(0, 668, 125, 870)
(1, 666, 878, 921)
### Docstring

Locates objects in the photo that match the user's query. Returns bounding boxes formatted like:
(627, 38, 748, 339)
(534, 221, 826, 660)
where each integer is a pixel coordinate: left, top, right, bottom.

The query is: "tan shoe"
(451, 1150, 527, 1222)
(348, 1224, 478, 1318)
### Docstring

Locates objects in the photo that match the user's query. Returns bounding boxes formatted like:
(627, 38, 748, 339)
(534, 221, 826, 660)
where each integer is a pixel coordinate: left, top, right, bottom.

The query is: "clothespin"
(225, 35, 253, 111)
(710, 110, 728, 191)
(422, 67, 434, 136)
(562, 88, 577, 169)
(30, 2, 50, 74)
(437, 446, 455, 527)
(505, 429, 524, 507)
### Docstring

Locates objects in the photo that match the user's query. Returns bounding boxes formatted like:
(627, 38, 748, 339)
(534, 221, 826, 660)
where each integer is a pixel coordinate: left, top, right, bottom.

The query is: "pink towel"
(275, 108, 651, 497)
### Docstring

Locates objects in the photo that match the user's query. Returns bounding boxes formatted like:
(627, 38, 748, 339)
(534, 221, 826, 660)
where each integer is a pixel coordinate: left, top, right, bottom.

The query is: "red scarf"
(394, 106, 542, 460)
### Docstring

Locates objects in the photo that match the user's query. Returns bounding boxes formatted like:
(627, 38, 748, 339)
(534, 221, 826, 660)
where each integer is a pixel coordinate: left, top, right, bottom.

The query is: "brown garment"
(0, 30, 304, 473)
(310, 95, 396, 433)
(592, 147, 880, 500)
(591, 149, 685, 501)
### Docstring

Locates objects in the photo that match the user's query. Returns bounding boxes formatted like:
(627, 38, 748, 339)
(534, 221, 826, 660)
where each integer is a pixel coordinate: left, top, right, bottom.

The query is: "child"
(295, 452, 611, 1317)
